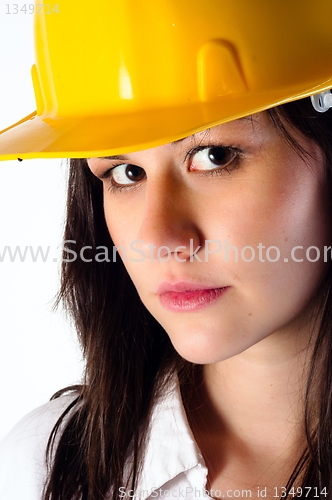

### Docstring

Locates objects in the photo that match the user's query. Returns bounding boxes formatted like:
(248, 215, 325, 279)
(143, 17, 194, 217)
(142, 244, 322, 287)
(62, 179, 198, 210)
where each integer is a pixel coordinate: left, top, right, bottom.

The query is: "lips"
(157, 281, 229, 311)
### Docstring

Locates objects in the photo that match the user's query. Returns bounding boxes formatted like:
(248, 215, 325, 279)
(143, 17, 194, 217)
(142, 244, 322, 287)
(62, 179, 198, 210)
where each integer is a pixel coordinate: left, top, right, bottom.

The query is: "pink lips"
(157, 281, 229, 312)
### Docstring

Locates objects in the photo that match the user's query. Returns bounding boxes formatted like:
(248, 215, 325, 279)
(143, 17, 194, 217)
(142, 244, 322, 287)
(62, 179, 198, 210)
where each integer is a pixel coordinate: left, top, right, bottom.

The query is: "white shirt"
(0, 379, 211, 500)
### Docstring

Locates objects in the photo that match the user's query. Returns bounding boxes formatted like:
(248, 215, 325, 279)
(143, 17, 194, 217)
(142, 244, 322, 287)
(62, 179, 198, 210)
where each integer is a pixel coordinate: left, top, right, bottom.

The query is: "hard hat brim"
(0, 84, 330, 161)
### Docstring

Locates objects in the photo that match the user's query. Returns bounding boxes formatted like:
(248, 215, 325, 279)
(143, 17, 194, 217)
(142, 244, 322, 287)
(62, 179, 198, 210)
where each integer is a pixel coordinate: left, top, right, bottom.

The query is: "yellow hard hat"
(1, 0, 332, 161)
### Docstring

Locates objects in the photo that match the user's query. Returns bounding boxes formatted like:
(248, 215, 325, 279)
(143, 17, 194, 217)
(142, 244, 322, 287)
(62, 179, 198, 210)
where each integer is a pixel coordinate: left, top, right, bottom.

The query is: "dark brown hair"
(43, 97, 332, 500)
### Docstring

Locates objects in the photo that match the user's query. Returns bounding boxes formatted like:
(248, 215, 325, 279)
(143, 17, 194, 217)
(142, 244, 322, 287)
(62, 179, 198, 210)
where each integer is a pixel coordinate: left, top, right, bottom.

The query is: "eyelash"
(102, 143, 244, 194)
(186, 144, 243, 175)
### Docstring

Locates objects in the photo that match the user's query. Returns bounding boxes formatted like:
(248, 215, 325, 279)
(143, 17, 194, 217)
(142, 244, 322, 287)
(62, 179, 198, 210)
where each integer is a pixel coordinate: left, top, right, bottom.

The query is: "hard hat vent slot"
(197, 40, 247, 102)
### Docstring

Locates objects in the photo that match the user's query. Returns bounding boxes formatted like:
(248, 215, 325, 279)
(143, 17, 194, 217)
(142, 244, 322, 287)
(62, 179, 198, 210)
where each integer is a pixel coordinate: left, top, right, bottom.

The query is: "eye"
(111, 164, 146, 187)
(189, 146, 239, 172)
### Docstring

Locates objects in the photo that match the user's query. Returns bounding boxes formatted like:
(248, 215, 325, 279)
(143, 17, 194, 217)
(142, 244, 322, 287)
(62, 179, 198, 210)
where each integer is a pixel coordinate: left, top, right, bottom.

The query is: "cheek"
(103, 196, 149, 288)
(223, 155, 328, 255)
(229, 160, 328, 320)
(103, 194, 135, 248)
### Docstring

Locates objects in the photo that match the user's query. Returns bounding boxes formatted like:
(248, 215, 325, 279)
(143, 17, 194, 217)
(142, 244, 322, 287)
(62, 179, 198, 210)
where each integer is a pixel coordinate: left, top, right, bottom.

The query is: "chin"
(165, 325, 251, 365)
(173, 343, 241, 365)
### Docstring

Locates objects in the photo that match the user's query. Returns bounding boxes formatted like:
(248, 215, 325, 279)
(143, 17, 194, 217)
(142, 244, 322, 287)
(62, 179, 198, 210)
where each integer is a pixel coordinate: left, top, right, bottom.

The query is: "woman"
(1, 1, 332, 499)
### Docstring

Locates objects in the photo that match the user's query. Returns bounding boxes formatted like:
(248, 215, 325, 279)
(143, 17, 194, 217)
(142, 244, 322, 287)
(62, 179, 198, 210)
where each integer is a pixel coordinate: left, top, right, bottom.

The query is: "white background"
(0, 3, 83, 441)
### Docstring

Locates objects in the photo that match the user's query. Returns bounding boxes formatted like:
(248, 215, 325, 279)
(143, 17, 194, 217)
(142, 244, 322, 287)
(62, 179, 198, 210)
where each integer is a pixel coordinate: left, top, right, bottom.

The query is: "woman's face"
(87, 113, 329, 364)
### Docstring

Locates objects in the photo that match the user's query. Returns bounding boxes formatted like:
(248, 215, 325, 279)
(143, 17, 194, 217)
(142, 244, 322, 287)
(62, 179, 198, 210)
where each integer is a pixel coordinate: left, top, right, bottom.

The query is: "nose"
(135, 172, 203, 262)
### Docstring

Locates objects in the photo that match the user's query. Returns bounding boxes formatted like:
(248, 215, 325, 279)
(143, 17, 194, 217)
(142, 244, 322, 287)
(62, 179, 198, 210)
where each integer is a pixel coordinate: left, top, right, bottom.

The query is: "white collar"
(132, 375, 208, 499)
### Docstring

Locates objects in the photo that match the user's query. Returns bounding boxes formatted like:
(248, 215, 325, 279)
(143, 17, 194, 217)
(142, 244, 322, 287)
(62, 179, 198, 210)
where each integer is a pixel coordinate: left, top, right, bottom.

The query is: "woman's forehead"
(89, 115, 263, 164)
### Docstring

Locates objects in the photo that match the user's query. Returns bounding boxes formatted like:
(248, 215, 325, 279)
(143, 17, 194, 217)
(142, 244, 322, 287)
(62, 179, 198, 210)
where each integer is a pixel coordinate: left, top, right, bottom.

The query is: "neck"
(184, 317, 318, 494)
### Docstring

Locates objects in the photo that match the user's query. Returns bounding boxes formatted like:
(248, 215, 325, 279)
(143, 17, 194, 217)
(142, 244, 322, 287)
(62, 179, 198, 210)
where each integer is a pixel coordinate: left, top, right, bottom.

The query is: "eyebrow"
(94, 118, 252, 161)
(94, 135, 205, 161)
(96, 154, 130, 161)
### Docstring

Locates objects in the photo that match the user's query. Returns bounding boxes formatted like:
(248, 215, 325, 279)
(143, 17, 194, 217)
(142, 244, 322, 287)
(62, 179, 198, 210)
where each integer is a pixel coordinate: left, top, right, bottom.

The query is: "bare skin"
(186, 320, 315, 498)
(87, 112, 329, 498)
